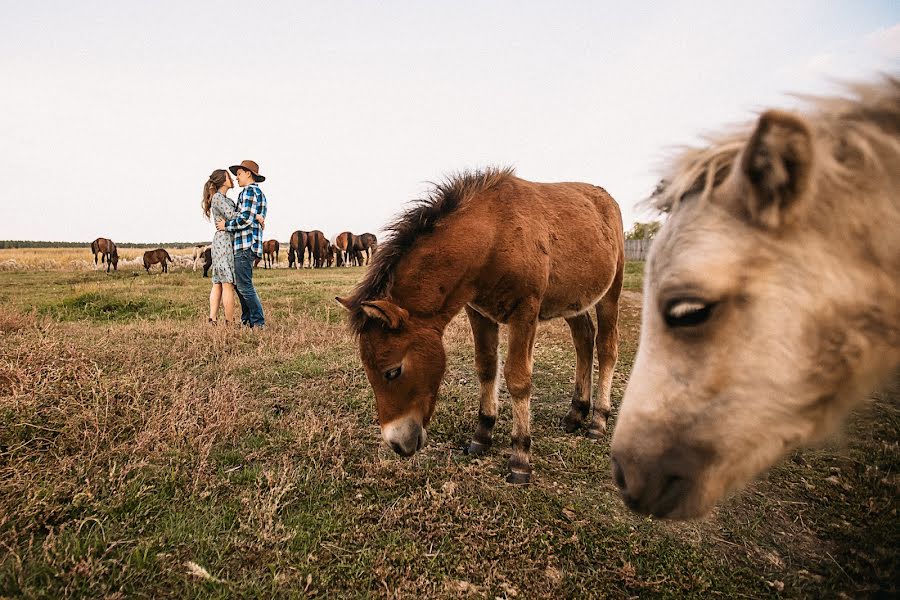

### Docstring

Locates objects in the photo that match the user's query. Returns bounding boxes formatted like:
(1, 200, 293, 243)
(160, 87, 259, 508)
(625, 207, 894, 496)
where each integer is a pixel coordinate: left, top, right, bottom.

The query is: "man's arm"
(224, 188, 259, 231)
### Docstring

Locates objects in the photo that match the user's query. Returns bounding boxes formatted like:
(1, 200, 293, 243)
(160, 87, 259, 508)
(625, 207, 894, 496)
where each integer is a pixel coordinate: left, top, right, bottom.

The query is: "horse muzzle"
(382, 418, 427, 457)
(609, 443, 714, 519)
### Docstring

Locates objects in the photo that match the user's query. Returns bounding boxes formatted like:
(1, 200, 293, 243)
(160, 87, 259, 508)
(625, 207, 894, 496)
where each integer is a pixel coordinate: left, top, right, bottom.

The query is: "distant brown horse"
(307, 230, 329, 268)
(611, 78, 900, 520)
(333, 231, 355, 267)
(338, 167, 624, 483)
(90, 237, 119, 272)
(143, 249, 173, 273)
(325, 242, 336, 267)
(288, 230, 309, 268)
(356, 233, 378, 265)
(262, 240, 280, 268)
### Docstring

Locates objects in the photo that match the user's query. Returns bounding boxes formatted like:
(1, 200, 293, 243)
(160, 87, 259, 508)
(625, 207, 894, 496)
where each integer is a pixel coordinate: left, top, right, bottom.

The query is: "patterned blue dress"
(210, 192, 237, 284)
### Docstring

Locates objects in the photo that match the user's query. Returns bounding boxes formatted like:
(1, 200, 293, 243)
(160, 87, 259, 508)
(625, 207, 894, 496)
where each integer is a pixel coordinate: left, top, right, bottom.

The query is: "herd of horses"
(90, 231, 378, 275)
(288, 231, 377, 269)
(90, 239, 174, 273)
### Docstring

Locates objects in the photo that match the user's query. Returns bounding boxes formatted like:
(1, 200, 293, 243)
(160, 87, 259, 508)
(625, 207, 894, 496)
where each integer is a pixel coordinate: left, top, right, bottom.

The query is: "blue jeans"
(234, 249, 265, 327)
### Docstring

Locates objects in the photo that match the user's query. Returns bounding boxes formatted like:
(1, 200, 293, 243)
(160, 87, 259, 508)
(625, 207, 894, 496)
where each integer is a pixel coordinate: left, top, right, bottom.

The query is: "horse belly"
(539, 258, 617, 321)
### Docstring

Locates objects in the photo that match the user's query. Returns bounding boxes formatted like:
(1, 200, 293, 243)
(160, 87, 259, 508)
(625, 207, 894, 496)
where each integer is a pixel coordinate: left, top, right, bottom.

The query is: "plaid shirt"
(225, 183, 267, 257)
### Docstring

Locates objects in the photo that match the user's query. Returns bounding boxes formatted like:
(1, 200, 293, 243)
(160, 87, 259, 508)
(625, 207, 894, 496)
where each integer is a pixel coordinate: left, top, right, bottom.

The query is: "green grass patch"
(38, 291, 191, 322)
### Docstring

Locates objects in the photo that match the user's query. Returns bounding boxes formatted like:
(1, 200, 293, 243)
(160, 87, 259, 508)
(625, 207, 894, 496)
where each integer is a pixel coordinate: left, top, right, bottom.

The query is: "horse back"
(472, 178, 624, 320)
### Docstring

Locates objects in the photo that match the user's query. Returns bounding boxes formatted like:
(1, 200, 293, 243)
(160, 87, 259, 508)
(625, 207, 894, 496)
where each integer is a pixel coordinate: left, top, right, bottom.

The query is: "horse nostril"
(390, 441, 404, 455)
(611, 456, 627, 492)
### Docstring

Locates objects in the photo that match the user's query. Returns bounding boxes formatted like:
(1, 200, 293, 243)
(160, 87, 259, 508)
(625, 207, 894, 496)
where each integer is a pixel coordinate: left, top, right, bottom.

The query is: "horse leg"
(589, 277, 622, 439)
(464, 305, 500, 456)
(504, 304, 539, 484)
(562, 313, 596, 433)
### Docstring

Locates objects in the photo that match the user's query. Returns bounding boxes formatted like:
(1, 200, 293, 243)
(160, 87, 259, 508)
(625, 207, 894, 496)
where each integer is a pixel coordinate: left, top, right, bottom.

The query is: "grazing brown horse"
(90, 237, 119, 272)
(611, 78, 900, 520)
(338, 167, 624, 483)
(325, 242, 336, 267)
(143, 249, 173, 273)
(288, 230, 309, 269)
(356, 233, 378, 265)
(307, 230, 329, 268)
(334, 231, 356, 267)
(262, 240, 280, 268)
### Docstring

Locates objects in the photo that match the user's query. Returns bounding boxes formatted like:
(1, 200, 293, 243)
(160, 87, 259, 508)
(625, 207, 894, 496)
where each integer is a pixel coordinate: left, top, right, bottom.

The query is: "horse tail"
(163, 249, 172, 262)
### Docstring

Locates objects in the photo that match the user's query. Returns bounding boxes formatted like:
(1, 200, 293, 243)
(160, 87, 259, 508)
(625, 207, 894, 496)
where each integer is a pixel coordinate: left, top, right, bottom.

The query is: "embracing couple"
(201, 160, 268, 329)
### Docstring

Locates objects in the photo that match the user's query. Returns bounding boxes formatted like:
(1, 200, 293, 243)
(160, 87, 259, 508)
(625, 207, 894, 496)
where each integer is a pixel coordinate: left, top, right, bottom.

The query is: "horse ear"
(335, 296, 353, 311)
(738, 110, 814, 229)
(360, 300, 409, 330)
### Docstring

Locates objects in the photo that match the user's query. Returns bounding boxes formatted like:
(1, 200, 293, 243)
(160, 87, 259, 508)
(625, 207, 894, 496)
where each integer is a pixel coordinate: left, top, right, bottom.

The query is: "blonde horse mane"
(650, 76, 900, 213)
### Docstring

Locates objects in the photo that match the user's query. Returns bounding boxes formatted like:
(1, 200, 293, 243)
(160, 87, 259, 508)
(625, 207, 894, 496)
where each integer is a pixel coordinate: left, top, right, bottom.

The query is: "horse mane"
(346, 166, 515, 334)
(650, 76, 900, 213)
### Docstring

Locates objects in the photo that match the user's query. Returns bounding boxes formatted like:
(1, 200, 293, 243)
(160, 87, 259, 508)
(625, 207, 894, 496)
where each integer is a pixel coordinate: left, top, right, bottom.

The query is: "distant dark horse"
(262, 240, 280, 268)
(90, 237, 119, 272)
(355, 233, 378, 266)
(288, 230, 309, 269)
(307, 230, 329, 268)
(201, 247, 212, 277)
(143, 249, 172, 273)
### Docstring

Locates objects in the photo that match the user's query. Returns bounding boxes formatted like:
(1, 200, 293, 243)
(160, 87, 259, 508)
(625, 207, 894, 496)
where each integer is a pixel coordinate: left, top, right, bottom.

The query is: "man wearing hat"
(216, 160, 268, 328)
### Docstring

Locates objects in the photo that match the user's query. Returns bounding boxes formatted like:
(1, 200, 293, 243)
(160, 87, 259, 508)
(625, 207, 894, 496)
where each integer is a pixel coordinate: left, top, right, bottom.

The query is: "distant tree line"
(0, 240, 210, 249)
(625, 221, 662, 240)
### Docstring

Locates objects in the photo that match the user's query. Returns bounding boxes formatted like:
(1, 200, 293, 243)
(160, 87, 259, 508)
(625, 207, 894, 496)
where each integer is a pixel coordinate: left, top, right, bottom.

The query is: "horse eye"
(384, 367, 402, 381)
(664, 299, 715, 328)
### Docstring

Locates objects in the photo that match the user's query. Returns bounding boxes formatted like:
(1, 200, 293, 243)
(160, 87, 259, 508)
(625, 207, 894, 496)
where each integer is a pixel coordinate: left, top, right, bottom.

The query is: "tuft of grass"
(622, 260, 644, 291)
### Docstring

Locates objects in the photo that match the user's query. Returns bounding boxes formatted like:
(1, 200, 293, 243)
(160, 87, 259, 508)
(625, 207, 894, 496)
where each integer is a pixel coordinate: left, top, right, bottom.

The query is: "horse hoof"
(466, 440, 490, 456)
(506, 470, 531, 485)
(562, 419, 581, 434)
(586, 427, 606, 440)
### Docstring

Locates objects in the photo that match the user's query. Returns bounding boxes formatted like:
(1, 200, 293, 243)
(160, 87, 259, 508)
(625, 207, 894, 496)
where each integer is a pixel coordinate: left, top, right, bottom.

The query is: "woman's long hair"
(202, 169, 228, 220)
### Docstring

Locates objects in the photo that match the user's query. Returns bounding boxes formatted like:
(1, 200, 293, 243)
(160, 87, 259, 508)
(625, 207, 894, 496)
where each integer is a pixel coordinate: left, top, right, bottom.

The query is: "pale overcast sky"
(3, 1, 898, 243)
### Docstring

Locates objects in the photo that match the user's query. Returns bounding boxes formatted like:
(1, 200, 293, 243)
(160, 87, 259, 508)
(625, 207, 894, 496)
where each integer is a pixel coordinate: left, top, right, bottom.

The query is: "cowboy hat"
(229, 159, 266, 182)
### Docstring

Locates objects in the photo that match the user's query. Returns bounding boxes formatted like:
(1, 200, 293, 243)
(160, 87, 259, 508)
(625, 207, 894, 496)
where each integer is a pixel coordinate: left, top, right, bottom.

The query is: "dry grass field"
(0, 250, 897, 598)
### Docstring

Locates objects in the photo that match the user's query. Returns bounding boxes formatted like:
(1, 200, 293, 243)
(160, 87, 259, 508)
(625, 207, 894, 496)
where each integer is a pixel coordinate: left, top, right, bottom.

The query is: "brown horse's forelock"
(346, 166, 515, 335)
(649, 76, 900, 214)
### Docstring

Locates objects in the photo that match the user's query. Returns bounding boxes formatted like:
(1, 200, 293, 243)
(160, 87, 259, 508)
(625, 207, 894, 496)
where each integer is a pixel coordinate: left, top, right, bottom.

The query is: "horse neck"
(388, 225, 486, 331)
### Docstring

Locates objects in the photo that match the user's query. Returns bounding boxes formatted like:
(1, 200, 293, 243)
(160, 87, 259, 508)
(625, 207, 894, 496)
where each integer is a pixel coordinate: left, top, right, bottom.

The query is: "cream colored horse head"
(611, 79, 900, 519)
